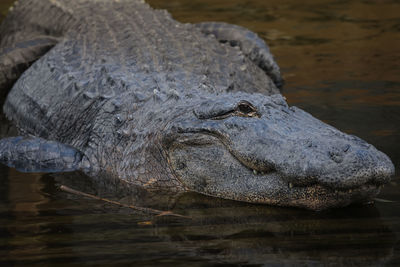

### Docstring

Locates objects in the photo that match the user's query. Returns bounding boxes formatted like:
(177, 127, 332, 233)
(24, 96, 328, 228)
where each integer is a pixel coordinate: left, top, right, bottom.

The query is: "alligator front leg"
(0, 136, 87, 173)
(0, 36, 59, 96)
(195, 22, 283, 89)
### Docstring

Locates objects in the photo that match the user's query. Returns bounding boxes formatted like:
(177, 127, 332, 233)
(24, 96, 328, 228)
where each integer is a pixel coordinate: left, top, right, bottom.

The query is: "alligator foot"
(0, 136, 86, 173)
(0, 36, 59, 96)
(194, 22, 283, 89)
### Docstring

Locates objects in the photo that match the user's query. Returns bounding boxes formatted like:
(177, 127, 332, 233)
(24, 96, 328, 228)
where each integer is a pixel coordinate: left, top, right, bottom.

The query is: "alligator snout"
(216, 97, 395, 190)
(316, 141, 394, 189)
(296, 131, 394, 189)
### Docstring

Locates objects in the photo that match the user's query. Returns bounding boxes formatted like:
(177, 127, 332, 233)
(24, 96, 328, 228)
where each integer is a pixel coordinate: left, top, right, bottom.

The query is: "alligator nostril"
(343, 144, 351, 153)
(305, 139, 313, 148)
(176, 161, 186, 170)
(329, 150, 344, 163)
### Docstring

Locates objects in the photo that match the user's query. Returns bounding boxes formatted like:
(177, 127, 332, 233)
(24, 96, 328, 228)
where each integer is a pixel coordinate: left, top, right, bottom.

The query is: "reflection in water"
(3, 169, 52, 264)
(163, 197, 396, 266)
(1, 171, 397, 265)
(1, 0, 400, 265)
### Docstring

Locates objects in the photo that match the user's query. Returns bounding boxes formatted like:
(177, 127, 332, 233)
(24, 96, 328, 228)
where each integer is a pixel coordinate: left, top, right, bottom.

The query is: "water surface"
(1, 0, 400, 265)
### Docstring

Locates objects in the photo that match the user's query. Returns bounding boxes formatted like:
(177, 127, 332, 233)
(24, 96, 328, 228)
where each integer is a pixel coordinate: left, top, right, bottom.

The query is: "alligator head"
(161, 92, 394, 210)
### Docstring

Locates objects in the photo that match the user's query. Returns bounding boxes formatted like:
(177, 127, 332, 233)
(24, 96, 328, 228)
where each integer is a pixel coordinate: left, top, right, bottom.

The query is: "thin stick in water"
(59, 185, 190, 219)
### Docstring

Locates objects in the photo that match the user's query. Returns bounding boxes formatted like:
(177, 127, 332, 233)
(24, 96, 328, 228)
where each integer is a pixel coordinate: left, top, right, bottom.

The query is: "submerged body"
(0, 0, 394, 210)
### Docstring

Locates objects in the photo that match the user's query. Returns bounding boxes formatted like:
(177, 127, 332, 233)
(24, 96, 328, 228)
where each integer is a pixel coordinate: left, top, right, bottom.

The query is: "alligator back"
(3, 0, 278, 150)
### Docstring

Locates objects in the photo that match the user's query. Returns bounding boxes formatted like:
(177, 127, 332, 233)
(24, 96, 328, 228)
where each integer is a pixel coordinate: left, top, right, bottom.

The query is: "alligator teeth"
(253, 170, 258, 175)
(289, 182, 293, 189)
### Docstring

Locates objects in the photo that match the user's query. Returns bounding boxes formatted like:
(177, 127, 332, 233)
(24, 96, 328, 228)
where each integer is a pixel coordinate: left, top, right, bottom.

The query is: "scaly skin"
(0, 0, 395, 210)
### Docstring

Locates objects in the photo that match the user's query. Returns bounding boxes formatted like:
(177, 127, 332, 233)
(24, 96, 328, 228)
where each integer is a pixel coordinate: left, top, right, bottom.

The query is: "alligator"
(0, 0, 394, 210)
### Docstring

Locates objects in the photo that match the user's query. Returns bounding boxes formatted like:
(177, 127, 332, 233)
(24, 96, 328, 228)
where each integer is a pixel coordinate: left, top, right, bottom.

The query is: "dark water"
(1, 0, 400, 265)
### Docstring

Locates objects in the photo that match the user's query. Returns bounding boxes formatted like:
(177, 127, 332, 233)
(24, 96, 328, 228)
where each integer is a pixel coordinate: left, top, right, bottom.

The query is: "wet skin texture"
(0, 0, 395, 210)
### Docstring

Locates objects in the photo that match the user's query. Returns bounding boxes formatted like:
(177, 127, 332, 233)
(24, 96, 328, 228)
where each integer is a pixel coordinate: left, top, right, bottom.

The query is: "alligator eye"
(236, 100, 260, 118)
(194, 100, 260, 120)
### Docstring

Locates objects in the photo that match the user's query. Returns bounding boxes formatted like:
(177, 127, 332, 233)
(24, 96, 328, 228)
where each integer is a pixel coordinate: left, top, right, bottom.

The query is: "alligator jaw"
(223, 154, 384, 210)
(166, 132, 387, 211)
(235, 151, 387, 210)
(280, 183, 382, 211)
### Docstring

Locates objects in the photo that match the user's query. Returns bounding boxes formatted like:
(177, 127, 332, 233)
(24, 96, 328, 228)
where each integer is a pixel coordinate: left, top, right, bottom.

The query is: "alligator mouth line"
(235, 154, 382, 195)
(243, 165, 382, 195)
(172, 132, 382, 198)
(290, 182, 382, 194)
